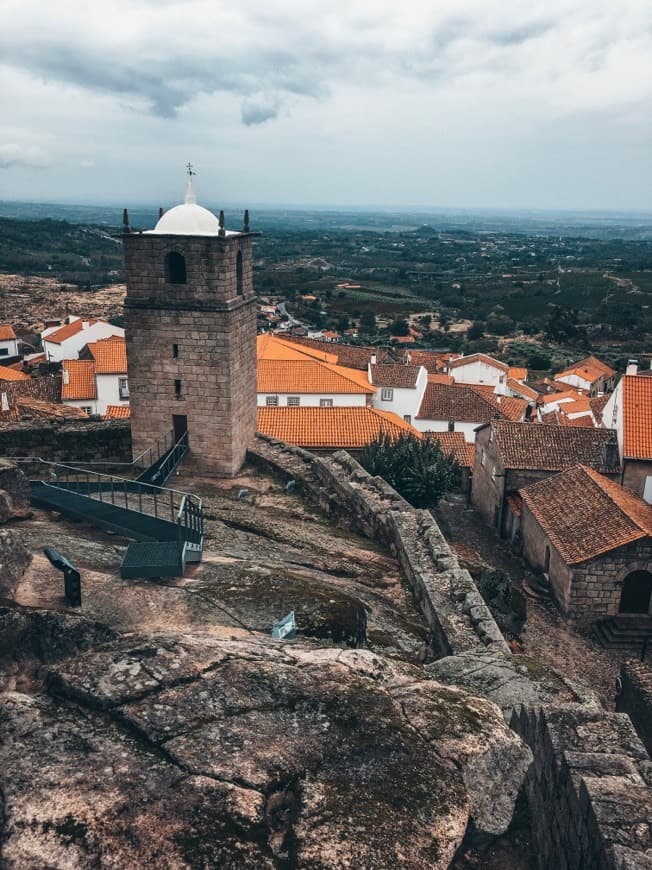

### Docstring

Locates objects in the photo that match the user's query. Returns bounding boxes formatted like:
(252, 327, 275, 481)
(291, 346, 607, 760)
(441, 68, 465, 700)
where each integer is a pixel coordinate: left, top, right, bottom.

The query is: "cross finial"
(186, 161, 196, 177)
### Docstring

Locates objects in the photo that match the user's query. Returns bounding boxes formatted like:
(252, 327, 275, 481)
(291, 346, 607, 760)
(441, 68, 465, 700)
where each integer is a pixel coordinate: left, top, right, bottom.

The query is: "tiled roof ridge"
(257, 358, 375, 394)
(449, 352, 509, 372)
(580, 464, 652, 535)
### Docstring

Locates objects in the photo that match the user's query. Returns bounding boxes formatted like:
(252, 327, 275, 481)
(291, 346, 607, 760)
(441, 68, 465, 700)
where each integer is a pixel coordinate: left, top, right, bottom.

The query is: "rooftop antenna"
(184, 161, 197, 204)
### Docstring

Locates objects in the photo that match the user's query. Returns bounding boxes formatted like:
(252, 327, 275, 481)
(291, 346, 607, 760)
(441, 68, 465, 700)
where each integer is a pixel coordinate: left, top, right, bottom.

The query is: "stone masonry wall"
(249, 433, 652, 868)
(617, 659, 652, 757)
(0, 421, 132, 470)
(510, 704, 652, 869)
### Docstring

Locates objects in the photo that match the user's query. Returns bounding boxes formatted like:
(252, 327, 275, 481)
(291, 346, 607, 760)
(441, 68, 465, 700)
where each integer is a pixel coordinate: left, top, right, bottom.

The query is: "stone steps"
(593, 615, 652, 651)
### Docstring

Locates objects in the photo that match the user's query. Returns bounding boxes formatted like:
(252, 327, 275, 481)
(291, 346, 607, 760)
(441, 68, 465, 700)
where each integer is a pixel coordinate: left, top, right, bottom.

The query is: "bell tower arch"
(122, 175, 257, 477)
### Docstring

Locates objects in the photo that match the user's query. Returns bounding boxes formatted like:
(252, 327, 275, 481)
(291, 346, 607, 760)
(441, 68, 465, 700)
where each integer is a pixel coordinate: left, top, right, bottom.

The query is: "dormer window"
(165, 252, 187, 284)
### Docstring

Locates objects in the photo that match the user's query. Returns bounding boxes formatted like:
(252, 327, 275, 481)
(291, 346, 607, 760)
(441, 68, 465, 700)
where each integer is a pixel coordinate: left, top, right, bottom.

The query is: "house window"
(174, 379, 182, 397)
(266, 395, 279, 406)
(448, 421, 455, 432)
(173, 343, 179, 358)
(381, 388, 393, 401)
(288, 396, 300, 406)
(236, 250, 243, 295)
(319, 398, 333, 407)
(81, 406, 92, 415)
(403, 414, 411, 424)
(165, 252, 187, 284)
(0, 348, 8, 356)
(118, 377, 129, 400)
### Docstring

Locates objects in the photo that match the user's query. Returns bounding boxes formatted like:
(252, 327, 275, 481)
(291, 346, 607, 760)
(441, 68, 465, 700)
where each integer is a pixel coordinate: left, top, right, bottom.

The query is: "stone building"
(519, 464, 652, 623)
(472, 420, 620, 535)
(123, 179, 257, 476)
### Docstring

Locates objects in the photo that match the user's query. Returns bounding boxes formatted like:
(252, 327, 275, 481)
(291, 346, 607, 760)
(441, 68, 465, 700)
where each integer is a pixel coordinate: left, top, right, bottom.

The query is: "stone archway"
(619, 570, 652, 614)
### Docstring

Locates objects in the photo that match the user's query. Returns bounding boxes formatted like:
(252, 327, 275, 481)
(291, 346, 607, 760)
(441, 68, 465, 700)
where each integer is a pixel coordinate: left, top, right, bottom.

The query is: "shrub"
(359, 432, 459, 507)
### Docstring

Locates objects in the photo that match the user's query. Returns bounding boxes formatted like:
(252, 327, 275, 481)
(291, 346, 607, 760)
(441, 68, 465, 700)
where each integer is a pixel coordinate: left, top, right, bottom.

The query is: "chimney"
(406, 352, 412, 364)
(62, 368, 69, 385)
(626, 359, 638, 376)
(370, 353, 377, 365)
(82, 321, 90, 329)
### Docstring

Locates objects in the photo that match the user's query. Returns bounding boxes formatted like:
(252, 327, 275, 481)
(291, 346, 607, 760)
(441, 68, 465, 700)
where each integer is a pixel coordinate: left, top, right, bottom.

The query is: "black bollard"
(44, 547, 82, 608)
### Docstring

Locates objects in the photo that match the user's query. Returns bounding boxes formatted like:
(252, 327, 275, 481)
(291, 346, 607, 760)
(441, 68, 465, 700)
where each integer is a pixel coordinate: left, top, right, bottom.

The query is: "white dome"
(150, 202, 221, 236)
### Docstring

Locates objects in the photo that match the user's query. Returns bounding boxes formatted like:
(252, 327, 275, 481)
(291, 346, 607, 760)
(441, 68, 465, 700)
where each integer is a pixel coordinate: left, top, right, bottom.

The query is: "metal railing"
(34, 459, 202, 545)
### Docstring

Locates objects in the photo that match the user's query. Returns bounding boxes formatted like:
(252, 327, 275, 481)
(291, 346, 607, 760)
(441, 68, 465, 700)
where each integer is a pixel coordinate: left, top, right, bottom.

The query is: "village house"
(413, 383, 528, 443)
(62, 336, 129, 416)
(41, 316, 124, 363)
(554, 354, 617, 396)
(256, 405, 417, 451)
(0, 324, 20, 362)
(448, 353, 510, 392)
(519, 464, 652, 624)
(368, 364, 428, 425)
(602, 370, 652, 503)
(472, 420, 621, 535)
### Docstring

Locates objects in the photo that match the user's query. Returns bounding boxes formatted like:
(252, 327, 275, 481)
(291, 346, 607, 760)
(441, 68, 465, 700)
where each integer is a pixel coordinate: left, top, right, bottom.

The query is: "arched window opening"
(165, 252, 187, 284)
(619, 570, 652, 614)
(236, 250, 243, 295)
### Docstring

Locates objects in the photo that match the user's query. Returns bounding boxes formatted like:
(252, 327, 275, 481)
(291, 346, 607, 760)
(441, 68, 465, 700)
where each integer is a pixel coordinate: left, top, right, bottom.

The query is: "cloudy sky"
(1, 0, 651, 210)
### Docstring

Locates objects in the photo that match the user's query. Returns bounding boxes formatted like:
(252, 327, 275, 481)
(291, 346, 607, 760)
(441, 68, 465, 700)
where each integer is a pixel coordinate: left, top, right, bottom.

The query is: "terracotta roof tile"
(104, 405, 131, 419)
(428, 373, 455, 385)
(0, 365, 30, 382)
(485, 420, 620, 472)
(45, 319, 97, 344)
(85, 336, 127, 374)
(622, 375, 652, 459)
(370, 364, 421, 388)
(15, 398, 88, 420)
(257, 359, 374, 395)
(0, 324, 16, 341)
(590, 394, 610, 422)
(61, 360, 96, 400)
(555, 354, 615, 385)
(507, 378, 539, 401)
(407, 350, 458, 374)
(520, 464, 652, 564)
(508, 367, 528, 381)
(417, 383, 526, 423)
(449, 353, 509, 373)
(257, 406, 418, 448)
(257, 334, 339, 363)
(280, 336, 392, 370)
(425, 431, 474, 468)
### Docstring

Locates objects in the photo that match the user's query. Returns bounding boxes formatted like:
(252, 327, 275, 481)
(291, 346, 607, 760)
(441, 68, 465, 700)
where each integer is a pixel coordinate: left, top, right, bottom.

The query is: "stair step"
(121, 541, 184, 579)
(593, 616, 652, 649)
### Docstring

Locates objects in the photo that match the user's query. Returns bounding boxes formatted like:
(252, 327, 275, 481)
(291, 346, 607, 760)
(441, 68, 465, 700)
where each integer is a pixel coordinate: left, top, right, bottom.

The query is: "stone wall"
(510, 704, 652, 869)
(248, 435, 510, 657)
(0, 421, 132, 469)
(617, 659, 652, 757)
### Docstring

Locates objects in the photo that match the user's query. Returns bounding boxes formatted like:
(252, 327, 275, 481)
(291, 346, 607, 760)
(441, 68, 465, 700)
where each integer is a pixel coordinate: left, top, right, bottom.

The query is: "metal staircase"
(30, 431, 203, 579)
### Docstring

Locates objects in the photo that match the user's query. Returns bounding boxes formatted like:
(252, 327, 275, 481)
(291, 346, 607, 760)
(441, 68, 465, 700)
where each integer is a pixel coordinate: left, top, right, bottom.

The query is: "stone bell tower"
(122, 174, 257, 477)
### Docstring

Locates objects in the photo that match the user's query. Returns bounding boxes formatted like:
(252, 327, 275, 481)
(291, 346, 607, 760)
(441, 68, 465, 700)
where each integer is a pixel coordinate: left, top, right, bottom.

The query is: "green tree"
(360, 432, 459, 507)
(389, 318, 410, 336)
(359, 312, 377, 335)
(466, 320, 485, 340)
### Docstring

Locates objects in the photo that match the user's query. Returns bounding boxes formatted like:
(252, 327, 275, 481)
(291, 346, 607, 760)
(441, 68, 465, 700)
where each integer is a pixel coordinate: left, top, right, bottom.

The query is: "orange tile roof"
(257, 359, 374, 394)
(0, 324, 16, 341)
(541, 388, 585, 405)
(280, 336, 393, 370)
(428, 373, 455, 385)
(622, 375, 652, 460)
(555, 355, 615, 386)
(449, 353, 509, 373)
(393, 335, 415, 344)
(370, 364, 422, 388)
(257, 334, 338, 364)
(506, 378, 539, 401)
(85, 336, 127, 374)
(45, 318, 97, 344)
(520, 464, 652, 564)
(104, 404, 131, 419)
(0, 365, 30, 382)
(61, 360, 96, 400)
(417, 383, 526, 423)
(508, 367, 528, 381)
(257, 406, 418, 448)
(425, 431, 474, 468)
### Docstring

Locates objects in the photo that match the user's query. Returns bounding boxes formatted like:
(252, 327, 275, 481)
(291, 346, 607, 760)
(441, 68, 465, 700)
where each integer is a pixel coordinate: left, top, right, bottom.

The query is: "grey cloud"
(488, 20, 554, 46)
(0, 143, 49, 169)
(241, 94, 282, 125)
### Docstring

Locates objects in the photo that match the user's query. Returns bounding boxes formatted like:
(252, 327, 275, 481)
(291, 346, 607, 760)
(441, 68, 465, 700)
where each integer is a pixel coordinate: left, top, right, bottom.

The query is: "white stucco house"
(42, 316, 124, 363)
(368, 364, 428, 425)
(62, 336, 129, 416)
(448, 353, 509, 393)
(0, 324, 19, 361)
(256, 358, 374, 407)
